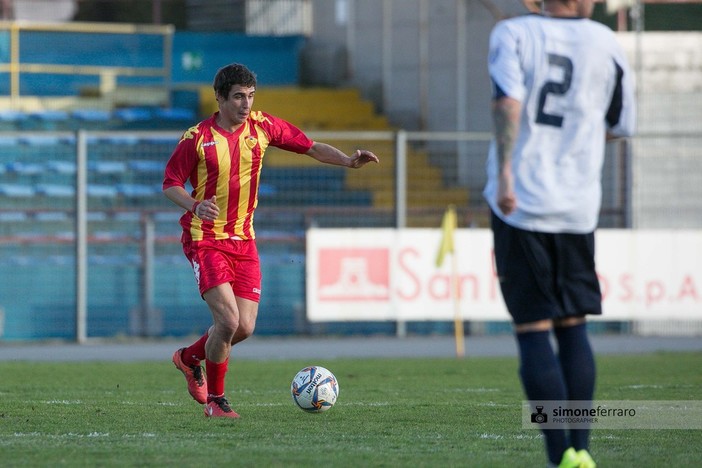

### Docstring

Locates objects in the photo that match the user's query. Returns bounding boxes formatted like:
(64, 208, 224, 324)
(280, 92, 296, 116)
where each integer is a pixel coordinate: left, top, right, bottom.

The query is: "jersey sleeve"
(259, 112, 314, 154)
(488, 20, 526, 102)
(162, 128, 200, 191)
(606, 43, 636, 138)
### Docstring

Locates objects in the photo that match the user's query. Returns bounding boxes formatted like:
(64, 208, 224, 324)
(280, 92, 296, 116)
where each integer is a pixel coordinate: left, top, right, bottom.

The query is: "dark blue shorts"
(491, 211, 602, 325)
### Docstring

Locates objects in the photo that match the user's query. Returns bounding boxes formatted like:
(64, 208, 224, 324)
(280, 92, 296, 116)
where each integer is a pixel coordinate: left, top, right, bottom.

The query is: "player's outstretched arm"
(305, 142, 379, 169)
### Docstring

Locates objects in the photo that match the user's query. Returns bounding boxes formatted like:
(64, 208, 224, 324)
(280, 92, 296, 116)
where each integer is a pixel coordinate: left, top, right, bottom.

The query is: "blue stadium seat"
(71, 109, 111, 122)
(129, 160, 163, 173)
(5, 161, 44, 176)
(88, 161, 127, 175)
(154, 107, 196, 121)
(153, 211, 181, 222)
(71, 109, 112, 130)
(46, 161, 77, 174)
(22, 110, 70, 130)
(95, 134, 140, 145)
(0, 183, 35, 197)
(0, 211, 29, 222)
(87, 211, 109, 221)
(258, 183, 277, 196)
(117, 183, 158, 197)
(151, 107, 197, 129)
(0, 135, 20, 146)
(32, 109, 70, 121)
(35, 183, 75, 197)
(113, 107, 153, 129)
(0, 111, 27, 130)
(35, 211, 70, 222)
(113, 211, 142, 222)
(262, 167, 346, 191)
(143, 135, 178, 145)
(87, 184, 118, 198)
(19, 134, 74, 146)
(113, 107, 152, 121)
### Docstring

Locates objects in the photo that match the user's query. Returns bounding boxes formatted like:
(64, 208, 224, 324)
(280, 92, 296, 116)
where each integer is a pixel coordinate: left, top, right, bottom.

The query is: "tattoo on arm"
(492, 97, 520, 172)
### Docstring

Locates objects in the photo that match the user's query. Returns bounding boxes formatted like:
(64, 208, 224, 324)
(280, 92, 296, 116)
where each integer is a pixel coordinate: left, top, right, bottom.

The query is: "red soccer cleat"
(204, 396, 240, 418)
(172, 348, 207, 404)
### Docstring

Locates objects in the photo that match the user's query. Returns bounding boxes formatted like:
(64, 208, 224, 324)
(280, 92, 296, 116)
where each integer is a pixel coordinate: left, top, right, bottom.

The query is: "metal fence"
(0, 128, 641, 341)
(0, 20, 174, 104)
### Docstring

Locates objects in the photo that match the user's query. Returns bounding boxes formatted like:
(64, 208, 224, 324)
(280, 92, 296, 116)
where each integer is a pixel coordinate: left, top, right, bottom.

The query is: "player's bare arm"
(305, 142, 379, 168)
(163, 186, 219, 221)
(492, 96, 521, 215)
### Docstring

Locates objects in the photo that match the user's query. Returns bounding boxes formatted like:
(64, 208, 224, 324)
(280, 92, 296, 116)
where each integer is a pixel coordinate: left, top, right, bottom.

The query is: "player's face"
(217, 85, 255, 128)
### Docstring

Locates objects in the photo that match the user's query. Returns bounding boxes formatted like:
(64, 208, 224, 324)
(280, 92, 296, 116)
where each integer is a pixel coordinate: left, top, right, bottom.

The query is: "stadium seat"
(71, 109, 112, 130)
(258, 183, 277, 196)
(143, 135, 178, 145)
(71, 109, 111, 122)
(154, 107, 197, 127)
(128, 160, 163, 173)
(95, 134, 140, 146)
(23, 110, 70, 130)
(153, 211, 181, 223)
(0, 183, 35, 197)
(113, 107, 153, 129)
(35, 211, 70, 222)
(0, 135, 20, 145)
(88, 161, 127, 175)
(5, 161, 44, 176)
(0, 111, 27, 130)
(87, 184, 118, 198)
(117, 183, 158, 197)
(155, 107, 195, 119)
(35, 184, 76, 197)
(87, 211, 109, 222)
(0, 211, 29, 222)
(113, 107, 152, 121)
(18, 134, 74, 146)
(46, 161, 77, 174)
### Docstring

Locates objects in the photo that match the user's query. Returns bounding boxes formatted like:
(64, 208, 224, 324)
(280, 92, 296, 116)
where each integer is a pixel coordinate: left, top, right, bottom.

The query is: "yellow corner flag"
(436, 204, 465, 358)
(436, 205, 457, 267)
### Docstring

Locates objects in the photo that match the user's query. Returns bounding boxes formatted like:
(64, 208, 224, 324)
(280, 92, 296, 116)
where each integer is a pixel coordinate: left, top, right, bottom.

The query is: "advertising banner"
(306, 229, 701, 322)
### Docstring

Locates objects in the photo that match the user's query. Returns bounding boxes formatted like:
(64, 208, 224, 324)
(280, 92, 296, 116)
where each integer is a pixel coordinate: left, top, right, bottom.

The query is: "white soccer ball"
(290, 365, 339, 413)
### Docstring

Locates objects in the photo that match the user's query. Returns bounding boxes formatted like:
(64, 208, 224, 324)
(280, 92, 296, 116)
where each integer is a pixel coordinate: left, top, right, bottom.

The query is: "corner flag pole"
(436, 205, 465, 358)
(451, 239, 465, 357)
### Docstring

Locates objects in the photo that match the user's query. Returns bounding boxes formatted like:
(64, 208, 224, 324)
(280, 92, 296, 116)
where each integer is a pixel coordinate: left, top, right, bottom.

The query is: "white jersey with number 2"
(484, 14, 636, 233)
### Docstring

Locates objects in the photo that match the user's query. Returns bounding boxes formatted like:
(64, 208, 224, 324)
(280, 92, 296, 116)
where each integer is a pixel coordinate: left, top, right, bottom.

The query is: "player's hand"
(195, 195, 219, 221)
(349, 149, 379, 168)
(497, 173, 516, 215)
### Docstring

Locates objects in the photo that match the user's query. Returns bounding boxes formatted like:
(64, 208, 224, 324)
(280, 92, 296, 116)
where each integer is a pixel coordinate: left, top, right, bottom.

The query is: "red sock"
(182, 331, 209, 367)
(206, 358, 229, 400)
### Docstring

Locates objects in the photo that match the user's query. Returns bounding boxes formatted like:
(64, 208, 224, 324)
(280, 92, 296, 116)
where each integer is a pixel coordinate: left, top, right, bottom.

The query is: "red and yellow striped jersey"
(163, 111, 314, 241)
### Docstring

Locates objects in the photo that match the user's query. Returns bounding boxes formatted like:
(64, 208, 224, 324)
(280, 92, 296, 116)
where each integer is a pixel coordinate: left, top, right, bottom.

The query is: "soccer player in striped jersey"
(164, 63, 379, 418)
(483, 0, 635, 466)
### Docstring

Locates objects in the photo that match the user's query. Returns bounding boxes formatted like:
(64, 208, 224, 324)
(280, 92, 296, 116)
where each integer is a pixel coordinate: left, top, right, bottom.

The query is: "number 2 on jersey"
(536, 54, 573, 128)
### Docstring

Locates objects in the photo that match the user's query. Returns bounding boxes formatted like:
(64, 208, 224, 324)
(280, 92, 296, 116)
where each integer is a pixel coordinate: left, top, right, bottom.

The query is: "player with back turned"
(483, 0, 636, 466)
(163, 63, 379, 418)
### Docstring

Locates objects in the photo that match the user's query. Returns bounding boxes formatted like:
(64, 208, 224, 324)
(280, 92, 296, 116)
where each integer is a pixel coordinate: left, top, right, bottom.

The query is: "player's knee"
(514, 319, 552, 334)
(553, 315, 586, 328)
(235, 320, 256, 341)
(213, 313, 240, 339)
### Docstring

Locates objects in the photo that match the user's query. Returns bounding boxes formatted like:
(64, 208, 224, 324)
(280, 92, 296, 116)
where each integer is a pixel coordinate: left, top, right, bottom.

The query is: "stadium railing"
(0, 129, 634, 342)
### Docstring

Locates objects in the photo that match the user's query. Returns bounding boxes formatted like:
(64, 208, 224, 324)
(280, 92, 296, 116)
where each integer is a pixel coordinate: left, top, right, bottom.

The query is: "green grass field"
(1, 352, 700, 467)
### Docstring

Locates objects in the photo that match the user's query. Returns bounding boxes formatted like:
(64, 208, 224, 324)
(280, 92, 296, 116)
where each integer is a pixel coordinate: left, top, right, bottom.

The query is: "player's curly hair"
(213, 63, 257, 98)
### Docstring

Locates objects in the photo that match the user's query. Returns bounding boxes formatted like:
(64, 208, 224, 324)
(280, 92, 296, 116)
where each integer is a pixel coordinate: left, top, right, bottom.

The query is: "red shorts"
(182, 238, 262, 302)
